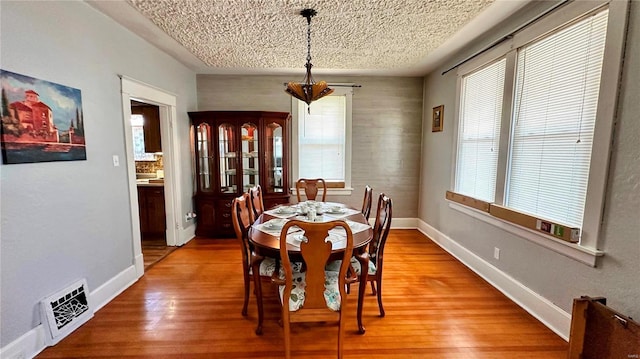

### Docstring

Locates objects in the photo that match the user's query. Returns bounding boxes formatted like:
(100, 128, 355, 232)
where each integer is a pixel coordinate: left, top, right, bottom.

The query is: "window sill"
(291, 187, 354, 197)
(448, 201, 604, 267)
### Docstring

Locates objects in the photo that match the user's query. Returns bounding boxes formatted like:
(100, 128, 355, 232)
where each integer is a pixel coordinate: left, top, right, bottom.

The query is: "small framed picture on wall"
(432, 105, 444, 132)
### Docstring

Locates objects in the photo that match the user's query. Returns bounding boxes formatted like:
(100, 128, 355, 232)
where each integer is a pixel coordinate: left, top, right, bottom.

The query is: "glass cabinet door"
(218, 123, 237, 194)
(264, 122, 284, 193)
(196, 123, 214, 192)
(241, 123, 259, 193)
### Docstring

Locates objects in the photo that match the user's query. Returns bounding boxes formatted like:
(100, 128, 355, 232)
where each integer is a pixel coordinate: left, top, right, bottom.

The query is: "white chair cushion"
(325, 257, 376, 275)
(278, 269, 342, 312)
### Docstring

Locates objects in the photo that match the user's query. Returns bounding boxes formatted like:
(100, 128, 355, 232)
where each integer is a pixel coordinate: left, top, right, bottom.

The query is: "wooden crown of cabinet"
(131, 101, 161, 153)
(188, 111, 291, 237)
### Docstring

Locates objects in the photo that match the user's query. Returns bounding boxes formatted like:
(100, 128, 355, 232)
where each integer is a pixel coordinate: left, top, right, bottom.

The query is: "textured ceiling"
(89, 0, 531, 76)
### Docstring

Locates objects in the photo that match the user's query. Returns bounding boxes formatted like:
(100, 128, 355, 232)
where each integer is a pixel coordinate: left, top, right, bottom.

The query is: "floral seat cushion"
(248, 257, 277, 276)
(278, 269, 342, 311)
(249, 259, 303, 277)
(325, 256, 376, 275)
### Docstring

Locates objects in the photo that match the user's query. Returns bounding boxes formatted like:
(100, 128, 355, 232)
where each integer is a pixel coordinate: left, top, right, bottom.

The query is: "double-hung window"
(131, 114, 155, 161)
(451, 1, 627, 263)
(292, 86, 353, 195)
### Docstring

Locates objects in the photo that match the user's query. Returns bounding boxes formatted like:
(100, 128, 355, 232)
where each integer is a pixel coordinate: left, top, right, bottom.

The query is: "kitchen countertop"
(136, 179, 164, 187)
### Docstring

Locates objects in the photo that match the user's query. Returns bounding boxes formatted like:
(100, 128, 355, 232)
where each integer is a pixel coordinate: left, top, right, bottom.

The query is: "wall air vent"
(40, 279, 94, 345)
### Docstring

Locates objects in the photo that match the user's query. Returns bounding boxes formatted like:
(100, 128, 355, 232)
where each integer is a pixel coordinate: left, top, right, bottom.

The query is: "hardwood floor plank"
(37, 229, 567, 358)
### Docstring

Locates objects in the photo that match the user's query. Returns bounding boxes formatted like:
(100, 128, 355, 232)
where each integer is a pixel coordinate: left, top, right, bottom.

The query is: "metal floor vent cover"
(40, 279, 94, 345)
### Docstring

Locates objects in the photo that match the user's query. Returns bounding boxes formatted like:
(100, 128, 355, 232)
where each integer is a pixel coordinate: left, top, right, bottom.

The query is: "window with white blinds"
(297, 95, 346, 181)
(292, 86, 353, 191)
(456, 58, 506, 202)
(450, 2, 625, 253)
(507, 10, 609, 228)
(130, 114, 155, 161)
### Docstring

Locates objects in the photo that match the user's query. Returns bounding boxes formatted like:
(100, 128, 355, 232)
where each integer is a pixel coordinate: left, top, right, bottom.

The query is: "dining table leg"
(354, 252, 369, 334)
(250, 254, 265, 335)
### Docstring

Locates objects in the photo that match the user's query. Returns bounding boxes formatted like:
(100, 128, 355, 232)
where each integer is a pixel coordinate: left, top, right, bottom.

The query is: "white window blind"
(455, 58, 506, 202)
(131, 114, 155, 161)
(507, 10, 608, 228)
(298, 95, 346, 181)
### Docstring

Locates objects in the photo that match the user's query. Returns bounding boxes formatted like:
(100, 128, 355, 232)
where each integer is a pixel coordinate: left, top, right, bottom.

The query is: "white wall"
(419, 1, 640, 319)
(0, 1, 197, 347)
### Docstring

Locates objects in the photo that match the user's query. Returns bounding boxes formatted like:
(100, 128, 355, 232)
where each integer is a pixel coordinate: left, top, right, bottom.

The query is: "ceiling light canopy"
(285, 8, 333, 109)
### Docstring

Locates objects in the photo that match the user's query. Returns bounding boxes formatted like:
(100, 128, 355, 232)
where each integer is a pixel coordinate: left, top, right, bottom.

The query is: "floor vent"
(40, 279, 94, 345)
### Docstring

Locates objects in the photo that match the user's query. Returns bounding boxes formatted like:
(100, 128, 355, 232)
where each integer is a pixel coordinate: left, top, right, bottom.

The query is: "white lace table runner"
(283, 219, 371, 249)
(263, 206, 298, 219)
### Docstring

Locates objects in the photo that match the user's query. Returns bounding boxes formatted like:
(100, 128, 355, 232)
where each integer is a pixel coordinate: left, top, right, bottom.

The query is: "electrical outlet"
(493, 247, 500, 260)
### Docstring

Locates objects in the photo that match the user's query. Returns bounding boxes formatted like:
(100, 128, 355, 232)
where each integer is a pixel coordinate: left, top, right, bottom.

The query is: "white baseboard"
(180, 223, 196, 245)
(0, 325, 46, 359)
(134, 252, 144, 278)
(91, 265, 139, 312)
(1, 264, 139, 358)
(2, 218, 569, 359)
(389, 217, 418, 229)
(416, 219, 571, 340)
(2, 224, 199, 359)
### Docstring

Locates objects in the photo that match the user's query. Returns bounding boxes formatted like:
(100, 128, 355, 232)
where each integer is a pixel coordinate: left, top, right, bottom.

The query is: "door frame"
(120, 76, 183, 277)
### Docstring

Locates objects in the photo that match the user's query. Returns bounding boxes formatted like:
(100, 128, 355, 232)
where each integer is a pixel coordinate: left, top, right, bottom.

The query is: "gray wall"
(419, 2, 640, 318)
(0, 1, 197, 346)
(197, 75, 423, 217)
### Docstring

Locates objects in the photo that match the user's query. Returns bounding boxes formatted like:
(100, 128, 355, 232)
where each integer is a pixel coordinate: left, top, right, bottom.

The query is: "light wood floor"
(141, 238, 176, 270)
(37, 230, 568, 358)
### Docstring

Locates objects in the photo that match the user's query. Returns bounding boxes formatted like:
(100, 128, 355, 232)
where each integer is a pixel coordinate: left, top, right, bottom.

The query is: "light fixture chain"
(306, 15, 312, 63)
(285, 8, 334, 109)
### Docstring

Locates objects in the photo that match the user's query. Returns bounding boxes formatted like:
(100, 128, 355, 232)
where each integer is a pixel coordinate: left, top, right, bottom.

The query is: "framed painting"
(1, 69, 86, 164)
(432, 105, 444, 132)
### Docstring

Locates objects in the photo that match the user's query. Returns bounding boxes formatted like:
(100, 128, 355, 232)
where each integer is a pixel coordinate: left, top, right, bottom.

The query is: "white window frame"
(449, 0, 629, 266)
(291, 85, 353, 196)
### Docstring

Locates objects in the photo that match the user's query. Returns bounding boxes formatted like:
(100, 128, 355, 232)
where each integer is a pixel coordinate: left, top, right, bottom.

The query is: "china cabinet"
(188, 111, 291, 237)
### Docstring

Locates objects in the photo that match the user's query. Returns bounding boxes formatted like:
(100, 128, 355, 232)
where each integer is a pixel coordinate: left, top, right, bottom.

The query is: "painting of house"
(1, 69, 86, 164)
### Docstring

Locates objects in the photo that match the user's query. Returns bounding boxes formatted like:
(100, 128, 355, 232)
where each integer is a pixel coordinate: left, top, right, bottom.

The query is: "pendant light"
(285, 9, 333, 111)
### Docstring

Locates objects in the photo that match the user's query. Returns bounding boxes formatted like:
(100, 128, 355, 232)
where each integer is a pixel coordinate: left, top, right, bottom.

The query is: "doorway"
(129, 100, 173, 269)
(120, 76, 184, 278)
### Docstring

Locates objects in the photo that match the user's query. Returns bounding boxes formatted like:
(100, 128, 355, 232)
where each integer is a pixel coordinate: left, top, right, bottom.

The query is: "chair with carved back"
(272, 220, 356, 359)
(355, 193, 392, 317)
(332, 193, 392, 318)
(248, 184, 264, 223)
(231, 193, 278, 334)
(361, 185, 373, 222)
(295, 178, 327, 202)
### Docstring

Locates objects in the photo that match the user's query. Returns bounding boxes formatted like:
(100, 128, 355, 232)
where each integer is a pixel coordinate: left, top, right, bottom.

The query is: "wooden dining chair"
(231, 193, 278, 331)
(295, 178, 327, 202)
(272, 220, 357, 359)
(361, 185, 373, 222)
(247, 184, 264, 223)
(330, 193, 392, 320)
(355, 193, 392, 317)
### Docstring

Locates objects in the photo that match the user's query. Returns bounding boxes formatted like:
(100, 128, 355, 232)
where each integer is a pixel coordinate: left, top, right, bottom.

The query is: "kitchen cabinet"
(137, 185, 166, 239)
(131, 101, 162, 153)
(189, 111, 291, 237)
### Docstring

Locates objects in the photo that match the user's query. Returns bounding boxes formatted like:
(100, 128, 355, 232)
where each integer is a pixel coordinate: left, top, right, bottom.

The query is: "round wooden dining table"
(248, 203, 373, 335)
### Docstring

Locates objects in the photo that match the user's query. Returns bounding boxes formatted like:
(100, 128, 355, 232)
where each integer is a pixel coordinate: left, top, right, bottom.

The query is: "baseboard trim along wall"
(2, 218, 568, 358)
(417, 219, 571, 340)
(1, 263, 139, 359)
